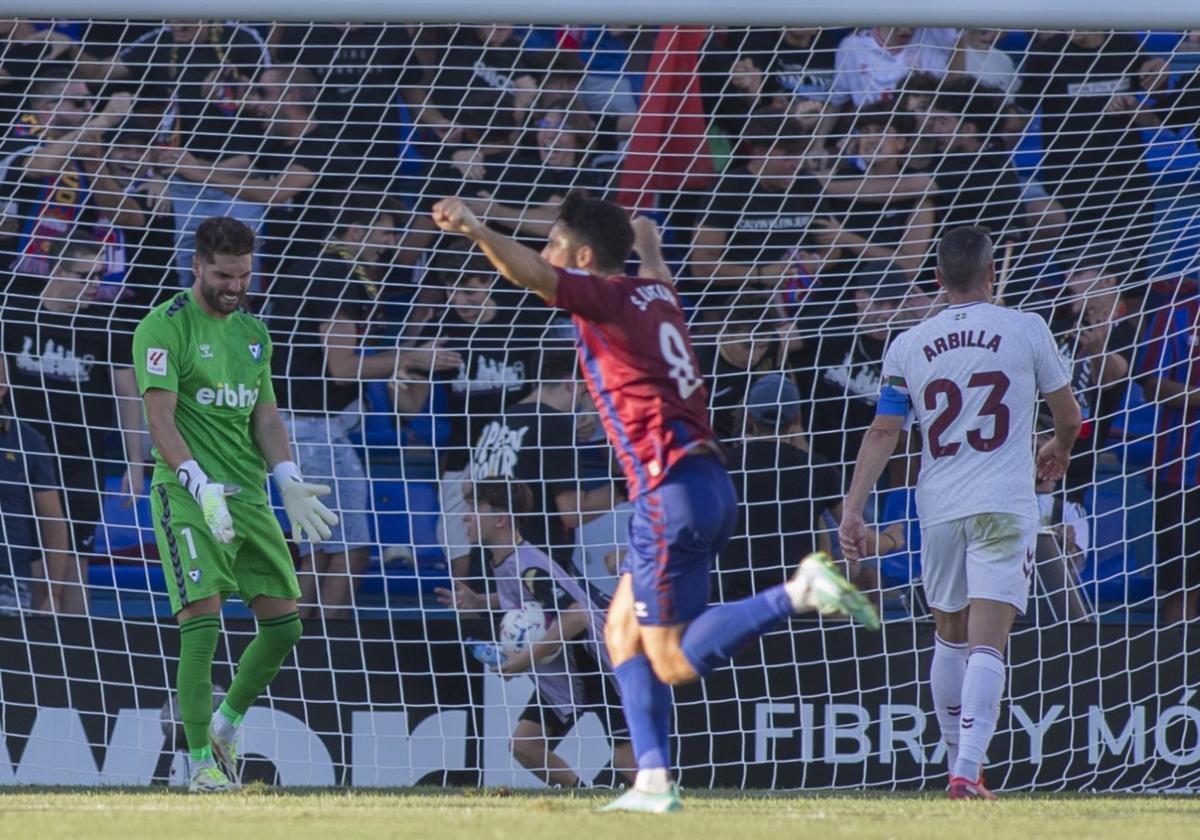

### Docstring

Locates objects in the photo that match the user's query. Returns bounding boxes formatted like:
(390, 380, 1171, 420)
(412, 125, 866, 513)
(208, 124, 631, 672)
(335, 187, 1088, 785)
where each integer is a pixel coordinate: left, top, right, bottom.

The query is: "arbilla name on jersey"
(195, 382, 260, 408)
(922, 329, 1002, 362)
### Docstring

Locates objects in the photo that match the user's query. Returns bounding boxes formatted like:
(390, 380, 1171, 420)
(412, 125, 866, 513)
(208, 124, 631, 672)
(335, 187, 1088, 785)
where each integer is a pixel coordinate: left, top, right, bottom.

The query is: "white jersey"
(831, 28, 957, 106)
(879, 301, 1071, 527)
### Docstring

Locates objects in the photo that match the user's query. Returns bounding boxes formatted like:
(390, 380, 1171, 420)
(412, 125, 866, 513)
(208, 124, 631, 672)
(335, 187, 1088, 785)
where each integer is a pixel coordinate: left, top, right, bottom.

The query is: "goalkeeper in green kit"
(133, 217, 338, 793)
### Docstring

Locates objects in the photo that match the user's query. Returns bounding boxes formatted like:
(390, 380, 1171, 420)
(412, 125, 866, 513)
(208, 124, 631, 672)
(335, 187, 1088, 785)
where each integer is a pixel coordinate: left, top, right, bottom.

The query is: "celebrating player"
(132, 217, 339, 793)
(839, 226, 1081, 800)
(432, 191, 878, 813)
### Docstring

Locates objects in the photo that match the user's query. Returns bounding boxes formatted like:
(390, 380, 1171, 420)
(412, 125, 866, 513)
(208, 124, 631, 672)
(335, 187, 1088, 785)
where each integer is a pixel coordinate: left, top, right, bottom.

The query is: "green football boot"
(599, 783, 683, 814)
(788, 552, 881, 630)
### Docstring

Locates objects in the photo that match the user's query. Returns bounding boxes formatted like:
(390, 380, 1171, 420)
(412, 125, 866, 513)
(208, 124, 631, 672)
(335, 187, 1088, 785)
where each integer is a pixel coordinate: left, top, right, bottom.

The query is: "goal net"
(0, 17, 1197, 791)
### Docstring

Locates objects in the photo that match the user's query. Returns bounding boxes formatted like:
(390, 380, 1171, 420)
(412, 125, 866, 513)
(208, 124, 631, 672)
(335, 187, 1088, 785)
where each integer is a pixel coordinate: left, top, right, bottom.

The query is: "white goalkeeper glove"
(176, 459, 239, 544)
(273, 461, 339, 544)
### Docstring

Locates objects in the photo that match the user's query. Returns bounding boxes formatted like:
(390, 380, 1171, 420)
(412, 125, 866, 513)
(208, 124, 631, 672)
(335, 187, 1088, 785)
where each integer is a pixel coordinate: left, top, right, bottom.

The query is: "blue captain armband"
(877, 385, 912, 418)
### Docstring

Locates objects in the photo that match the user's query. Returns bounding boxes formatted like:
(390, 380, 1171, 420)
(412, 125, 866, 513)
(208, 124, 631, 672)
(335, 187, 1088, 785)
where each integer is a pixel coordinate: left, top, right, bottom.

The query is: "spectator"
(414, 91, 520, 217)
(395, 247, 553, 579)
(100, 126, 177, 309)
(927, 80, 1027, 240)
(894, 72, 945, 175)
(717, 373, 897, 602)
(470, 348, 616, 565)
(0, 69, 134, 275)
(1019, 31, 1154, 262)
(435, 480, 634, 789)
(0, 394, 70, 616)
(1051, 254, 1137, 500)
(523, 26, 641, 136)
(831, 26, 957, 107)
(269, 22, 419, 193)
(0, 20, 111, 117)
(700, 38, 789, 140)
(689, 111, 824, 306)
(0, 239, 143, 614)
(109, 21, 272, 284)
(945, 29, 1019, 100)
(264, 201, 459, 619)
(815, 104, 937, 279)
(797, 261, 911, 471)
(757, 27, 844, 105)
(695, 299, 790, 441)
(413, 26, 541, 159)
(1134, 282, 1199, 625)
(458, 109, 603, 245)
(165, 65, 360, 265)
(1136, 55, 1200, 278)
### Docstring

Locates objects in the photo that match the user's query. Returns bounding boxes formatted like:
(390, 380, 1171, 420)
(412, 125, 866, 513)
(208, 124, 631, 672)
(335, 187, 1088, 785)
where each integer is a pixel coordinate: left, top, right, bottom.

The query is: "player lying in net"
(432, 191, 880, 813)
(436, 480, 635, 788)
(840, 226, 1081, 801)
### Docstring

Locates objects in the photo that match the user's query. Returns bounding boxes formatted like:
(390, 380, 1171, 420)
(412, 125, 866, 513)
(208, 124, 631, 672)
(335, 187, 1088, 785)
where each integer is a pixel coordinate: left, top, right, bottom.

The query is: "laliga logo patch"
(248, 341, 263, 361)
(146, 347, 168, 376)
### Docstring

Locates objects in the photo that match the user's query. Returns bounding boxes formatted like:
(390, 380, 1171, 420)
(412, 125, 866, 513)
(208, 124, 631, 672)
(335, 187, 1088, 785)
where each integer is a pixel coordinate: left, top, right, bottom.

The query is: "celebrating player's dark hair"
(555, 190, 635, 275)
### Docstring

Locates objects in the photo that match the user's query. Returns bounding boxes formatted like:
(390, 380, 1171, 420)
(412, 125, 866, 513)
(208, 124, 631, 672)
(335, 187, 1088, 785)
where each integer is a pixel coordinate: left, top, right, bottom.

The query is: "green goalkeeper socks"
(224, 612, 302, 719)
(177, 614, 221, 760)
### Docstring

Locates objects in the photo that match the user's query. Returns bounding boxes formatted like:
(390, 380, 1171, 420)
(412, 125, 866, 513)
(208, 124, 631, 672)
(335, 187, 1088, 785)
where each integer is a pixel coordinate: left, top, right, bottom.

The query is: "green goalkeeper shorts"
(150, 482, 300, 615)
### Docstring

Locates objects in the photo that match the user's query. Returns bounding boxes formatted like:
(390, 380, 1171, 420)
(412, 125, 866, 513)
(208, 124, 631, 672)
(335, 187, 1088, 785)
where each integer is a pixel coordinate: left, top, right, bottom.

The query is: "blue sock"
(613, 654, 672, 770)
(680, 585, 793, 678)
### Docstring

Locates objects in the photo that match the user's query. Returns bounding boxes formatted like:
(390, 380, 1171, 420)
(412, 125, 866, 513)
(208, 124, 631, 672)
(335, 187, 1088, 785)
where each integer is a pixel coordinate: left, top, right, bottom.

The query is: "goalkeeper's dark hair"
(466, 480, 534, 516)
(195, 216, 256, 263)
(555, 190, 634, 275)
(937, 226, 994, 292)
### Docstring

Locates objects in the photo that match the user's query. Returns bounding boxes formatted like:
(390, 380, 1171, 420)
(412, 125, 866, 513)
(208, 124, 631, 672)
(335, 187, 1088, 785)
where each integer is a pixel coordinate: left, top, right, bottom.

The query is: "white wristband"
(176, 459, 209, 504)
(272, 460, 302, 489)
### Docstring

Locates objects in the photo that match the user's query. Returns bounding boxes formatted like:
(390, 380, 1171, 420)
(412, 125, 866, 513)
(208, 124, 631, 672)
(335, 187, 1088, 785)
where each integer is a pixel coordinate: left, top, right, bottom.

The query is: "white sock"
(952, 646, 1006, 781)
(931, 634, 968, 772)
(634, 768, 672, 794)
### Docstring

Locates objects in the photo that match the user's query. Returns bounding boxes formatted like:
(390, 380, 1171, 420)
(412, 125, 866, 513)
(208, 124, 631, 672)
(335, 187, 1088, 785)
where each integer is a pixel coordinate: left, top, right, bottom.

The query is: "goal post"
(8, 1, 1200, 27)
(0, 10, 1197, 792)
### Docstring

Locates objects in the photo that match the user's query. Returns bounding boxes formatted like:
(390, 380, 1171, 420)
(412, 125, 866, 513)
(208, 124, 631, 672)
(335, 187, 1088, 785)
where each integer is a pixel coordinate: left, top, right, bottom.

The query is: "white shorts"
(437, 467, 473, 564)
(921, 513, 1039, 614)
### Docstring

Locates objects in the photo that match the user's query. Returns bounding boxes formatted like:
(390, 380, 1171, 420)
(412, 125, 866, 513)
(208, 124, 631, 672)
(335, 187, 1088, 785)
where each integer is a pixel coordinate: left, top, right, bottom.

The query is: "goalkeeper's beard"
(199, 281, 246, 315)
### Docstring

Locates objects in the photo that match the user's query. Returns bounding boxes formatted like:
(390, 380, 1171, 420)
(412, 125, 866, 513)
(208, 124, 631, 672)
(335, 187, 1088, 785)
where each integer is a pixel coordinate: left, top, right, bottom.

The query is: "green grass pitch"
(3, 788, 1199, 840)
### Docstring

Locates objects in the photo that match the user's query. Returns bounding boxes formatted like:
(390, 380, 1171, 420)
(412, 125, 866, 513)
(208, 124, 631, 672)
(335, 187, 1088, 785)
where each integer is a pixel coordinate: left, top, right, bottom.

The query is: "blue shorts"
(623, 454, 737, 626)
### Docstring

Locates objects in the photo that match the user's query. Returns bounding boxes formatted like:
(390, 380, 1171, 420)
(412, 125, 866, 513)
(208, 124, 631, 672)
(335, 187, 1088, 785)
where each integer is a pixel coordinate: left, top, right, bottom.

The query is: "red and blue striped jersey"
(1135, 285, 1200, 487)
(550, 267, 715, 499)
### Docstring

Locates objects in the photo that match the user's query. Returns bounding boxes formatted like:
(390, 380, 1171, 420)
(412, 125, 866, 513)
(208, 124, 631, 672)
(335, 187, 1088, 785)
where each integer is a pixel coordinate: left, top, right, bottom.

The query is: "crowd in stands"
(0, 22, 1197, 626)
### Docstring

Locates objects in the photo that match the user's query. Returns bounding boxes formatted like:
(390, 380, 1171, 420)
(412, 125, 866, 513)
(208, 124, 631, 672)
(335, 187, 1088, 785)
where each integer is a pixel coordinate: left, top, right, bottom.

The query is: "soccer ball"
(498, 603, 548, 656)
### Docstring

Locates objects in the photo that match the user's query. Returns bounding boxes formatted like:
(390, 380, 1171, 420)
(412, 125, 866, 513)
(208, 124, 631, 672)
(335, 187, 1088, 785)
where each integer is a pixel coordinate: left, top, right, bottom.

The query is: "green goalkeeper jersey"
(133, 290, 276, 504)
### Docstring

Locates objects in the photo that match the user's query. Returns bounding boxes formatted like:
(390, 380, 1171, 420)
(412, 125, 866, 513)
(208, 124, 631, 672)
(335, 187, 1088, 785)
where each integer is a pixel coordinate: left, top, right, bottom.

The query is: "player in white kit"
(839, 226, 1081, 800)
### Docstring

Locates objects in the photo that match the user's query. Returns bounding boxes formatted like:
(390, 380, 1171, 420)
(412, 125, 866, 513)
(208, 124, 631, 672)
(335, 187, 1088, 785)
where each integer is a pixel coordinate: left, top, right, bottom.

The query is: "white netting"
(0, 20, 1198, 791)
